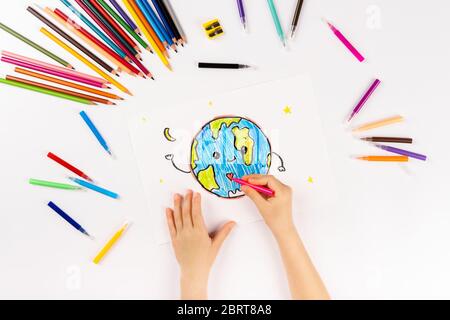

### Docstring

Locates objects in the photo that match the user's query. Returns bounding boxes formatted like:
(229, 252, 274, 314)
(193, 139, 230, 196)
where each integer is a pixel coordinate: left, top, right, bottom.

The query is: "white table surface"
(1, 0, 449, 299)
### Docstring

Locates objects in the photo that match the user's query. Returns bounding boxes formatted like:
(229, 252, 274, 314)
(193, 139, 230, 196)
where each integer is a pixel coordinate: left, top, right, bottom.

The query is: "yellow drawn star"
(142, 117, 148, 123)
(283, 106, 292, 114)
(208, 101, 213, 107)
(159, 179, 164, 184)
(308, 176, 314, 183)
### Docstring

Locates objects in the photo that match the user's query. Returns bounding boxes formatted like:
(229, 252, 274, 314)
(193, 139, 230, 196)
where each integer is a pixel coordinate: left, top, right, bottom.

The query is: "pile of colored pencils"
(0, 0, 187, 104)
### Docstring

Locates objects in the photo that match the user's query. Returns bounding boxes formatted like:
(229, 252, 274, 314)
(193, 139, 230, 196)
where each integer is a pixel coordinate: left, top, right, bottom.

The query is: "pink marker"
(323, 19, 365, 62)
(226, 173, 275, 197)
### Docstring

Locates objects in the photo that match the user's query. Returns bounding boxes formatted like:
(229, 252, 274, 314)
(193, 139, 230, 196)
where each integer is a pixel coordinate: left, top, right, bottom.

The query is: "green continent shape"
(210, 118, 241, 140)
(197, 165, 220, 191)
(191, 139, 198, 170)
(232, 127, 254, 165)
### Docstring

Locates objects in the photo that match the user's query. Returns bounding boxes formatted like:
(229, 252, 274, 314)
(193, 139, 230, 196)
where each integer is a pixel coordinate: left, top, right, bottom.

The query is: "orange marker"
(356, 156, 409, 162)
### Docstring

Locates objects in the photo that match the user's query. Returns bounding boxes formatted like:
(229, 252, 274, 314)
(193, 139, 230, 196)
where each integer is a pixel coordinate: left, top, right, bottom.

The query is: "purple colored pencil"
(375, 144, 427, 161)
(108, 0, 139, 33)
(348, 79, 381, 122)
(236, 0, 246, 30)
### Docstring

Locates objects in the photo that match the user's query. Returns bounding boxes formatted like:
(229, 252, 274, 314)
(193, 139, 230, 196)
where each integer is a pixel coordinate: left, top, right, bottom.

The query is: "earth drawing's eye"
(213, 151, 221, 159)
(241, 146, 248, 155)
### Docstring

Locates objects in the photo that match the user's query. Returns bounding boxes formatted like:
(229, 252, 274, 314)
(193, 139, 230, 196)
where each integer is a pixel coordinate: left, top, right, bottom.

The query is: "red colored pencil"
(47, 152, 93, 181)
(53, 8, 142, 77)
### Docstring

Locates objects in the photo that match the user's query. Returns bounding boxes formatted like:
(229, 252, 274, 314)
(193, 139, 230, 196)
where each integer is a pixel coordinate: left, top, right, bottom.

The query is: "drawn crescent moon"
(163, 128, 176, 142)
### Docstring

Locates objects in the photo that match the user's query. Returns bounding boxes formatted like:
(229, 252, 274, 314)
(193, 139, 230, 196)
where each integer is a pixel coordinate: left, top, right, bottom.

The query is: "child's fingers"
(192, 192, 206, 229)
(246, 175, 284, 190)
(173, 193, 183, 230)
(165, 208, 177, 239)
(212, 221, 236, 253)
(242, 185, 267, 208)
(182, 190, 193, 228)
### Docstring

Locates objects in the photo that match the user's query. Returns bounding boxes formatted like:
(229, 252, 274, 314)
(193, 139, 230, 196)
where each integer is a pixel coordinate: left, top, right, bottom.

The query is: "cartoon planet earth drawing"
(164, 116, 285, 199)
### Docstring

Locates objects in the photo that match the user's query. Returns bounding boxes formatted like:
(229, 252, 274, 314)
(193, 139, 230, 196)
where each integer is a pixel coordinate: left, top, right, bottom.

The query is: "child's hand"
(166, 190, 235, 299)
(242, 175, 294, 238)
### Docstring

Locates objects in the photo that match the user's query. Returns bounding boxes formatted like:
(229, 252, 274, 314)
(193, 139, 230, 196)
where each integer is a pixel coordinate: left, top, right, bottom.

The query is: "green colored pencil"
(0, 78, 95, 105)
(29, 179, 82, 190)
(0, 22, 73, 68)
(97, 0, 150, 51)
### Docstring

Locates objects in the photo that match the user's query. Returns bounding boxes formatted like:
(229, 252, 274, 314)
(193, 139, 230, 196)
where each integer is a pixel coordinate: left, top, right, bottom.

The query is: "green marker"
(267, 0, 286, 47)
(29, 179, 82, 190)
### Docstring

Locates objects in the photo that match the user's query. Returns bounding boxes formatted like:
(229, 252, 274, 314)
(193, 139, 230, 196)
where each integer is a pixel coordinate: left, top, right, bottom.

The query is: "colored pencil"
(226, 174, 275, 197)
(1, 56, 107, 88)
(49, 8, 140, 77)
(356, 156, 409, 162)
(352, 115, 404, 133)
(139, 0, 175, 49)
(2, 50, 109, 85)
(97, 0, 151, 52)
(162, 0, 186, 44)
(154, 0, 183, 44)
(267, 0, 286, 47)
(59, 0, 128, 59)
(88, 0, 141, 53)
(323, 19, 365, 62)
(6, 75, 113, 105)
(27, 6, 117, 75)
(14, 67, 122, 100)
(290, 0, 304, 39)
(93, 222, 130, 264)
(374, 144, 427, 161)
(124, 0, 170, 69)
(198, 62, 251, 69)
(0, 22, 73, 68)
(69, 177, 119, 199)
(236, 0, 247, 31)
(41, 27, 132, 95)
(151, 0, 177, 42)
(74, 0, 152, 77)
(48, 201, 91, 237)
(47, 152, 94, 181)
(29, 178, 82, 190)
(360, 137, 413, 144)
(80, 111, 112, 155)
(348, 79, 381, 122)
(109, 0, 141, 35)
(0, 78, 95, 105)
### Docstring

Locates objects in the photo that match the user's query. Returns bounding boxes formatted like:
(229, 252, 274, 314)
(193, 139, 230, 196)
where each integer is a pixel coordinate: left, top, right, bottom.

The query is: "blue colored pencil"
(79, 111, 112, 155)
(150, 0, 176, 42)
(59, 0, 127, 59)
(136, 0, 173, 48)
(48, 201, 91, 237)
(69, 177, 119, 199)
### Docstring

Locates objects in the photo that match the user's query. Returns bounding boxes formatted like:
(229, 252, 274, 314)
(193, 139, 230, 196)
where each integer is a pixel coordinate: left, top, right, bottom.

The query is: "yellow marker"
(93, 222, 130, 265)
(123, 0, 171, 70)
(352, 115, 404, 133)
(40, 28, 132, 95)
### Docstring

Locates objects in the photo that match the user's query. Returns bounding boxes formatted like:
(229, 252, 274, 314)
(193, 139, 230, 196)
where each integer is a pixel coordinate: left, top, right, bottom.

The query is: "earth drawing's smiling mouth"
(227, 156, 237, 163)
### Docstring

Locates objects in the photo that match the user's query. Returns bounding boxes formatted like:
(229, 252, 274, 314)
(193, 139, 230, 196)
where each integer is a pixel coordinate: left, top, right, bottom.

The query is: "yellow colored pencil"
(40, 27, 132, 95)
(123, 0, 171, 70)
(93, 222, 130, 264)
(352, 115, 404, 133)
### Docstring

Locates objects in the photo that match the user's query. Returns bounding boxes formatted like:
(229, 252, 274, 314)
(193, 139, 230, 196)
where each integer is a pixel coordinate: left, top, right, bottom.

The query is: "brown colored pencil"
(360, 137, 413, 144)
(14, 67, 123, 100)
(27, 6, 118, 76)
(6, 75, 115, 105)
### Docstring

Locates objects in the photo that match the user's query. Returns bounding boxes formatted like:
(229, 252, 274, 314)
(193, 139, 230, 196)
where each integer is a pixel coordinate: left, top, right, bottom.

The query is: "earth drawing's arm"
(165, 154, 191, 174)
(271, 152, 286, 172)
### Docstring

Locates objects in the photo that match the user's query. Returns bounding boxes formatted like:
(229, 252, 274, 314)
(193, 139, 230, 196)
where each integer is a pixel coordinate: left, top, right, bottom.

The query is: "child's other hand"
(242, 175, 294, 238)
(166, 191, 235, 299)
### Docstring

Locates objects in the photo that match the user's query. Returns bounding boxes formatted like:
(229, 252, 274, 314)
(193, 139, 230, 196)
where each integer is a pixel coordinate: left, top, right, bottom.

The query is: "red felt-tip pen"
(227, 173, 275, 197)
(47, 152, 93, 182)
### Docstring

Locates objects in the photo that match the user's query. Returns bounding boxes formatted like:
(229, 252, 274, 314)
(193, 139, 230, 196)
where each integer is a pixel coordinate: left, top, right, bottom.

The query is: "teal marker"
(80, 111, 112, 156)
(267, 0, 286, 47)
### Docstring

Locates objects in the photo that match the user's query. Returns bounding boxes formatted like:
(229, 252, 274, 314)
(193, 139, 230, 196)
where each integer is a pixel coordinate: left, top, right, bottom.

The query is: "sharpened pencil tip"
(151, 76, 155, 80)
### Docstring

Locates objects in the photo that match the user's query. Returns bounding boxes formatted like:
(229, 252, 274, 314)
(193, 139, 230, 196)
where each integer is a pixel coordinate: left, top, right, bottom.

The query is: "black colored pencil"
(290, 0, 304, 39)
(198, 62, 251, 69)
(154, 0, 182, 42)
(361, 137, 413, 144)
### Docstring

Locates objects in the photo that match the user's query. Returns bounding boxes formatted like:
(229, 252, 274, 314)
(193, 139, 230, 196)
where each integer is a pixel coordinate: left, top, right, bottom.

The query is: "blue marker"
(48, 201, 91, 237)
(69, 177, 119, 199)
(80, 111, 112, 155)
(59, 0, 127, 58)
(136, 0, 173, 47)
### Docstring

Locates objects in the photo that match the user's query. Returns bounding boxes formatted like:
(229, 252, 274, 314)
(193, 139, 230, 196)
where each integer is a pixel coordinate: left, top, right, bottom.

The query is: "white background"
(0, 0, 449, 299)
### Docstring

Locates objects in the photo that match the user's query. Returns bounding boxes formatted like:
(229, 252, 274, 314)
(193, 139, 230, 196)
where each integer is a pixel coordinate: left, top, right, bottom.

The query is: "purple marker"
(375, 144, 427, 161)
(348, 79, 381, 122)
(108, 0, 139, 34)
(236, 0, 247, 30)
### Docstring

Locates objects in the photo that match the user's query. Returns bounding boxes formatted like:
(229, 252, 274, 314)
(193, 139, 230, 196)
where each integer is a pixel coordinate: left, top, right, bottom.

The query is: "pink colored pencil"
(323, 19, 365, 62)
(1, 57, 108, 88)
(226, 173, 275, 197)
(1, 51, 108, 84)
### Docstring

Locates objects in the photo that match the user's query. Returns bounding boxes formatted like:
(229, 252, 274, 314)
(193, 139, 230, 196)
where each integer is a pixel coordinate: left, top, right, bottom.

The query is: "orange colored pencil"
(14, 67, 122, 100)
(6, 75, 114, 105)
(356, 156, 409, 162)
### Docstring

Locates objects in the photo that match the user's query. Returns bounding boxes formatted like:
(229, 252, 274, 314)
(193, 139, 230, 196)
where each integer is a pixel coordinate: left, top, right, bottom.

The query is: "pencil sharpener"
(203, 19, 224, 39)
